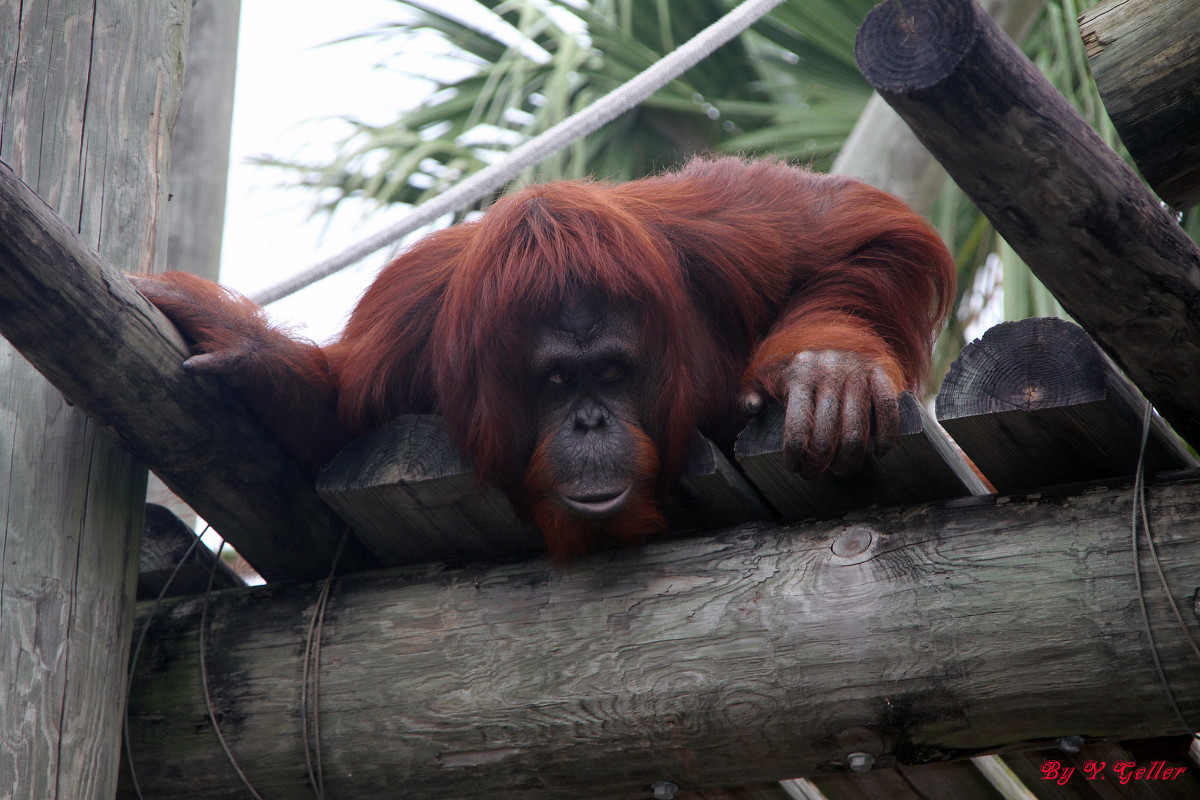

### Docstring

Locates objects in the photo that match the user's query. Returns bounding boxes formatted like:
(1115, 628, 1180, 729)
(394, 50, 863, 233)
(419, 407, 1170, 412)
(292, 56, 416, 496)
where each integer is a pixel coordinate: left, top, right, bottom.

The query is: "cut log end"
(936, 318, 1107, 419)
(854, 0, 979, 94)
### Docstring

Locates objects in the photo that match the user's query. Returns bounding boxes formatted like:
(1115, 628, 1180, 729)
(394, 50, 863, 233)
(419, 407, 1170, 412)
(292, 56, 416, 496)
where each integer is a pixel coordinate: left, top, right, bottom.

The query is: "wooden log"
(317, 417, 769, 567)
(1079, 0, 1200, 210)
(833, 0, 1048, 214)
(0, 161, 377, 582)
(121, 471, 1200, 799)
(937, 317, 1196, 492)
(854, 0, 1200, 451)
(0, 2, 183, 799)
(734, 391, 986, 520)
(166, 0, 240, 280)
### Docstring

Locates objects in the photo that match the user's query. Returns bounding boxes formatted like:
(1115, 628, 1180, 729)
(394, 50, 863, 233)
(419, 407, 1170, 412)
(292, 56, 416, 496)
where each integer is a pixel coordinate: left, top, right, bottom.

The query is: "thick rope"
(252, 0, 786, 306)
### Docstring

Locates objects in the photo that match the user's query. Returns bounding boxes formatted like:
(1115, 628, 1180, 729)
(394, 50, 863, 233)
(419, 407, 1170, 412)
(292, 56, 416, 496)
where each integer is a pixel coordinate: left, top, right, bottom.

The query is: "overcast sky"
(220, 0, 435, 343)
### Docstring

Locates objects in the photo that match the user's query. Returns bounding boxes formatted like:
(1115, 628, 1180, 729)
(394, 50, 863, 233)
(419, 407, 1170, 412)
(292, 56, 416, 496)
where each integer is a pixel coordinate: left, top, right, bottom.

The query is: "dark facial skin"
(529, 294, 646, 519)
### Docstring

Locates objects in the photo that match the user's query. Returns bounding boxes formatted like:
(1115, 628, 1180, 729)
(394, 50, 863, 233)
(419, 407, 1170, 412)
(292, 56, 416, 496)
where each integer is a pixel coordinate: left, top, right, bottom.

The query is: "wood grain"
(1080, 0, 1200, 209)
(122, 471, 1200, 798)
(0, 2, 185, 798)
(938, 317, 1196, 492)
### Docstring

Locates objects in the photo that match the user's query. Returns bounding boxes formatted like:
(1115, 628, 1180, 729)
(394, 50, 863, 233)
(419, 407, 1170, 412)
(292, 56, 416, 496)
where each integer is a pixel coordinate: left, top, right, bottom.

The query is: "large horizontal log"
(854, 0, 1200, 449)
(121, 471, 1200, 799)
(0, 161, 376, 581)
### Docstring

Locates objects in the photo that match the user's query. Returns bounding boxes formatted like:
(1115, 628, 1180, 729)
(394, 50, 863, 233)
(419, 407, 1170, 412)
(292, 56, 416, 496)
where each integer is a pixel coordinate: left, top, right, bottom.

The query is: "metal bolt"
(1058, 735, 1084, 753)
(847, 752, 875, 772)
(651, 781, 679, 800)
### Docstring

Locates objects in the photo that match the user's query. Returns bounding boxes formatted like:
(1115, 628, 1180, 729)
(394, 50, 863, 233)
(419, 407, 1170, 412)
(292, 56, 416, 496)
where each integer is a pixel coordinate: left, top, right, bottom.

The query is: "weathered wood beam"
(121, 471, 1200, 799)
(854, 0, 1200, 449)
(938, 317, 1196, 492)
(833, 0, 1048, 214)
(1080, 0, 1200, 210)
(0, 161, 377, 581)
(139, 504, 244, 600)
(2, 3, 182, 798)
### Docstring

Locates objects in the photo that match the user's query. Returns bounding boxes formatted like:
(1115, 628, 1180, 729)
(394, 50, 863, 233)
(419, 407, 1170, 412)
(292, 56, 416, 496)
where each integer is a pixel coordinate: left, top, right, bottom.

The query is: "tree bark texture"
(0, 2, 187, 798)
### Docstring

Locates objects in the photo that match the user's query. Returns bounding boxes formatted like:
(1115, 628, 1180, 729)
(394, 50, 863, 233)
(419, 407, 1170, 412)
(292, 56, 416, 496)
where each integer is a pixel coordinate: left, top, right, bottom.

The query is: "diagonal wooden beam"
(0, 160, 377, 581)
(855, 0, 1200, 449)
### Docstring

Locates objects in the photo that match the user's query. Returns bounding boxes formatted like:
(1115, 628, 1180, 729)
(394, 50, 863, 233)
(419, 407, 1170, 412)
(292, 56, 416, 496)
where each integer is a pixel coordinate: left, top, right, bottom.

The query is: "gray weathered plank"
(0, 2, 187, 798)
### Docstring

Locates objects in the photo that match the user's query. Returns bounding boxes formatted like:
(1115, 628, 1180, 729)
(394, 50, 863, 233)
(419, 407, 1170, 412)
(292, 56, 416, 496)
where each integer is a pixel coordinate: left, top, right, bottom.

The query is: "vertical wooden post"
(149, 0, 242, 524)
(167, 0, 241, 281)
(0, 2, 189, 798)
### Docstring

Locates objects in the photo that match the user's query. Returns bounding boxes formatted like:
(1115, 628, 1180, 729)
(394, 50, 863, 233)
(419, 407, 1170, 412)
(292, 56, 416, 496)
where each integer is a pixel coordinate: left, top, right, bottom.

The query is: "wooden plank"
(121, 471, 1200, 799)
(937, 318, 1196, 493)
(316, 415, 543, 565)
(1080, 0, 1200, 210)
(665, 430, 773, 530)
(0, 2, 185, 799)
(317, 416, 770, 566)
(734, 391, 985, 520)
(855, 0, 1200, 451)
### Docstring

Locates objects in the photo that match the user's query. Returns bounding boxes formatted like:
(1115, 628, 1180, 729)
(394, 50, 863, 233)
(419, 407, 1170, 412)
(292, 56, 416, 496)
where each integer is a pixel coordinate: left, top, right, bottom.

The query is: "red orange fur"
(139, 157, 956, 557)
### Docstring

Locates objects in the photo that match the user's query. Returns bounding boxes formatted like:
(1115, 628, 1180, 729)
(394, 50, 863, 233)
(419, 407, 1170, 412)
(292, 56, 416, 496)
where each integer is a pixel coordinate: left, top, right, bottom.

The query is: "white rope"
(252, 0, 786, 306)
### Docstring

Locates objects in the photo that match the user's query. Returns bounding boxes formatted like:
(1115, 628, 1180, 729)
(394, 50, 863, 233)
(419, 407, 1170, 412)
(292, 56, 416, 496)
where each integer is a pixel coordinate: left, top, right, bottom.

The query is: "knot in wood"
(832, 528, 874, 558)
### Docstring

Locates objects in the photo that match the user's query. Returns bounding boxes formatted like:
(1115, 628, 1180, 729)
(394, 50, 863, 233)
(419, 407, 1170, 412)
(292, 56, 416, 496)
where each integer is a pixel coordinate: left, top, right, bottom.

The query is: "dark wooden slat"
(937, 318, 1196, 493)
(734, 392, 985, 520)
(317, 416, 772, 566)
(664, 430, 774, 530)
(316, 415, 543, 565)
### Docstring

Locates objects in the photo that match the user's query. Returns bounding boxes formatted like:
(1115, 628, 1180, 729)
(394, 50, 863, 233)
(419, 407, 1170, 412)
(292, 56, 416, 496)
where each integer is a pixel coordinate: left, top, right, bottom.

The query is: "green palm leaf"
(264, 0, 1198, 388)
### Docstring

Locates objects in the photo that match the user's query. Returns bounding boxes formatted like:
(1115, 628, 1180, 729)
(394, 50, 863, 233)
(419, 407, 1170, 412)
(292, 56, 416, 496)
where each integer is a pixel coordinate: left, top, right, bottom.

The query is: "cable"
(251, 0, 786, 306)
(1130, 403, 1197, 734)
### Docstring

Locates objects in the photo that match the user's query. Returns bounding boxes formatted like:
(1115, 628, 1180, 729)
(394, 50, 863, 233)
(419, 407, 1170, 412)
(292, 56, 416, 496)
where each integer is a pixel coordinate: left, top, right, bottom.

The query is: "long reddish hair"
(329, 157, 955, 493)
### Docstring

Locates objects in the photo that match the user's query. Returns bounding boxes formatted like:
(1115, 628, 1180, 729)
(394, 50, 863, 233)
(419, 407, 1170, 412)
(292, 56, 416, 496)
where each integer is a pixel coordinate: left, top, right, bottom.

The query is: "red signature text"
(1041, 760, 1187, 785)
